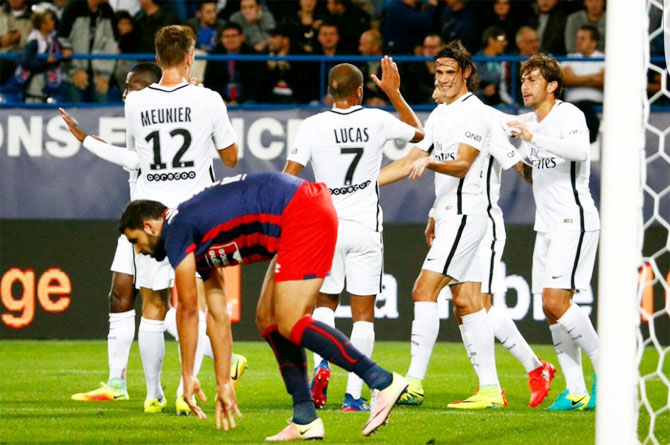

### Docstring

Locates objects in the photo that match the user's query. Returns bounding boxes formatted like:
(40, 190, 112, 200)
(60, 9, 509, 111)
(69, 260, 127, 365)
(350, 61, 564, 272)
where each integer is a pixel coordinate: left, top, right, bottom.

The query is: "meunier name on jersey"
(140, 107, 192, 127)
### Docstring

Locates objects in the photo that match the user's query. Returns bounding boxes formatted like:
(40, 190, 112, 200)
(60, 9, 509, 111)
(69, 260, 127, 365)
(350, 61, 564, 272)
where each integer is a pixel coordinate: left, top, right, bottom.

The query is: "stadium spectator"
(0, 0, 33, 84)
(512, 26, 541, 103)
(58, 0, 118, 103)
(13, 9, 66, 102)
(266, 25, 317, 103)
(204, 22, 266, 104)
(562, 25, 604, 142)
(527, 0, 567, 55)
(315, 21, 340, 57)
(402, 33, 442, 105)
(564, 0, 605, 54)
(113, 10, 138, 98)
(186, 1, 225, 52)
(357, 29, 386, 106)
(282, 0, 324, 54)
(382, 0, 438, 55)
(324, 0, 369, 54)
(476, 26, 512, 106)
(440, 0, 477, 54)
(133, 0, 181, 54)
(229, 0, 275, 53)
(479, 0, 525, 48)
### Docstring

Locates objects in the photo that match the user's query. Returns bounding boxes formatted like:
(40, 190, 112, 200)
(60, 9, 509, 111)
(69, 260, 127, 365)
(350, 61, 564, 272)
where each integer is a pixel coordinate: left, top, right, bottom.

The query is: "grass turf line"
(0, 340, 667, 443)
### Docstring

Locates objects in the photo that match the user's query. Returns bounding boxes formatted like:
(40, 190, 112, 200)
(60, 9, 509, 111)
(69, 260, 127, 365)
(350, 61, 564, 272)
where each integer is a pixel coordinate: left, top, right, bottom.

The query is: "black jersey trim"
(461, 93, 474, 102)
(569, 162, 586, 288)
(328, 107, 364, 115)
(375, 182, 381, 232)
(456, 178, 465, 214)
(209, 165, 215, 182)
(147, 84, 190, 93)
(485, 158, 497, 292)
(427, 143, 435, 155)
(378, 231, 384, 294)
(443, 215, 467, 276)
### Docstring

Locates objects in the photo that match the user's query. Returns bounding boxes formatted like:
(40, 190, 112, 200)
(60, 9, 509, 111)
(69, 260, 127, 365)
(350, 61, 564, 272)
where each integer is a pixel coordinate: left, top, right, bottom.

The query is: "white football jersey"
(288, 105, 415, 231)
(480, 107, 523, 240)
(520, 101, 600, 232)
(124, 81, 237, 208)
(416, 93, 490, 218)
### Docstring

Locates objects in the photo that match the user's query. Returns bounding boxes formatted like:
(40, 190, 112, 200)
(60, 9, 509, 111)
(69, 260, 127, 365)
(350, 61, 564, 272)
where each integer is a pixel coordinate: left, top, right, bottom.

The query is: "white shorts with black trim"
(532, 230, 599, 293)
(110, 235, 136, 276)
(320, 220, 383, 296)
(421, 215, 488, 282)
(135, 253, 174, 291)
(461, 236, 507, 294)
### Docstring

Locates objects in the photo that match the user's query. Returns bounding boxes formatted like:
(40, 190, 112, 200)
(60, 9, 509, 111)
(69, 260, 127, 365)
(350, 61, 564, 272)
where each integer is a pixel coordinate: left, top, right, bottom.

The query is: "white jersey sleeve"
(453, 105, 487, 152)
(83, 136, 140, 170)
(485, 117, 521, 170)
(379, 111, 416, 142)
(415, 108, 437, 153)
(208, 91, 237, 151)
(287, 116, 315, 167)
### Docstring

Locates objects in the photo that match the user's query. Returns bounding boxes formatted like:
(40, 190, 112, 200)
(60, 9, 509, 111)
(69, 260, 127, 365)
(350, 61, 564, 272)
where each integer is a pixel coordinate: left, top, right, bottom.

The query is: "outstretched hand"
(183, 375, 208, 420)
(215, 381, 242, 432)
(371, 56, 401, 97)
(58, 107, 87, 142)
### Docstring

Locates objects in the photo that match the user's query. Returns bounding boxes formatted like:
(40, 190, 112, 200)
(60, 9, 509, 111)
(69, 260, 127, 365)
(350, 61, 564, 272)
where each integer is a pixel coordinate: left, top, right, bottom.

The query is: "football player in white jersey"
(507, 55, 599, 411)
(378, 41, 505, 408)
(425, 89, 557, 408)
(63, 56, 245, 414)
(283, 59, 424, 411)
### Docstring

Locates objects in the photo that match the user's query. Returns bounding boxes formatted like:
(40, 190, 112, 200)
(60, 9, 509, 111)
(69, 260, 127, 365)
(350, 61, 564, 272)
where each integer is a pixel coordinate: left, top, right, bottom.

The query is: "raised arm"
(371, 56, 424, 143)
(507, 120, 589, 162)
(378, 146, 429, 186)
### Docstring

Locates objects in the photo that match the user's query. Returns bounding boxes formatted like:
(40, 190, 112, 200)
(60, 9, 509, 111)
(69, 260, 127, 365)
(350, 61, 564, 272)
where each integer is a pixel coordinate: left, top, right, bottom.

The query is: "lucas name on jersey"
(140, 107, 192, 127)
(333, 127, 370, 144)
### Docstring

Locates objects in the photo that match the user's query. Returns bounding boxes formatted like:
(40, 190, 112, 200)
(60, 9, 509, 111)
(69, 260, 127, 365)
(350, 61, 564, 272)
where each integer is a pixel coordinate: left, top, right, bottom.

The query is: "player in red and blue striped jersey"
(119, 172, 408, 440)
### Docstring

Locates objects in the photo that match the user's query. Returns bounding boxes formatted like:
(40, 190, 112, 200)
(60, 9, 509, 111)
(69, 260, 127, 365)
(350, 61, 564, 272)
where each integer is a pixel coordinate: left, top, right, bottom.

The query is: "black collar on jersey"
(147, 82, 190, 93)
(328, 105, 364, 115)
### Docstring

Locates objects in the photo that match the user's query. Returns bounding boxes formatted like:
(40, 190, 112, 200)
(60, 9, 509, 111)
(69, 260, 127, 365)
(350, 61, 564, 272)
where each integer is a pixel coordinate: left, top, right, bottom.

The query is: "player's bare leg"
(544, 288, 599, 411)
(309, 292, 338, 409)
(448, 282, 505, 409)
(139, 287, 170, 413)
(482, 294, 554, 407)
(72, 272, 137, 402)
(399, 269, 450, 405)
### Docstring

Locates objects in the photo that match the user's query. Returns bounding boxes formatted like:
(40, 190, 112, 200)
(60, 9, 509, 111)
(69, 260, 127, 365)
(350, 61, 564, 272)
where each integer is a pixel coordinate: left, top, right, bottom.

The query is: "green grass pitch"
(1, 340, 667, 443)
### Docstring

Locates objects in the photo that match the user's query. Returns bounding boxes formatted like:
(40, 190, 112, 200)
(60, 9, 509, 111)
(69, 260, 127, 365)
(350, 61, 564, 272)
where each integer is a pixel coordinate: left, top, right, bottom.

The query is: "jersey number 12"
(146, 129, 194, 170)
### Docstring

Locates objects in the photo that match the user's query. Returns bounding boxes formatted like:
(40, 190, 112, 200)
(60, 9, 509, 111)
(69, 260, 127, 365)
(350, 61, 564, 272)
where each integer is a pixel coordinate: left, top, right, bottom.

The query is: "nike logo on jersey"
(426, 258, 438, 262)
(551, 275, 564, 279)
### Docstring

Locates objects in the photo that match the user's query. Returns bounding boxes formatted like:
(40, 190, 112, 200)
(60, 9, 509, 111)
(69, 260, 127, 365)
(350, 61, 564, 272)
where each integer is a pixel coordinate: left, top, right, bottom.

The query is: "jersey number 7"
(341, 147, 363, 185)
(145, 128, 194, 170)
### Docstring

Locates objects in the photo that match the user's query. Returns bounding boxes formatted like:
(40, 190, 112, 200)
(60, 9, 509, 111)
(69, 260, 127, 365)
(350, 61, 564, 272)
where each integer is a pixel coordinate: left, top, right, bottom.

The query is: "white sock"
(108, 310, 135, 382)
(407, 302, 439, 381)
(557, 302, 599, 374)
(345, 321, 375, 399)
(311, 307, 335, 367)
(139, 317, 165, 401)
(458, 323, 480, 380)
(461, 309, 499, 388)
(488, 305, 542, 373)
(164, 306, 177, 339)
(177, 311, 208, 397)
(550, 323, 587, 394)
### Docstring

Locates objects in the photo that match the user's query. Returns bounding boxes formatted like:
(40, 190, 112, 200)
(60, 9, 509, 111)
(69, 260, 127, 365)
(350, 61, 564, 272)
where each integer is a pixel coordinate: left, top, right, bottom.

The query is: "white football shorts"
(320, 219, 383, 296)
(135, 253, 174, 291)
(532, 230, 599, 293)
(421, 214, 488, 282)
(461, 235, 507, 294)
(110, 235, 136, 276)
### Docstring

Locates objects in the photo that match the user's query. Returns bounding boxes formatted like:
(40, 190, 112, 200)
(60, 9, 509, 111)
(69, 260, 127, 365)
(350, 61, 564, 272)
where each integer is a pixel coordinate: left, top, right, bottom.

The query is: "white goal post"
(596, 0, 647, 443)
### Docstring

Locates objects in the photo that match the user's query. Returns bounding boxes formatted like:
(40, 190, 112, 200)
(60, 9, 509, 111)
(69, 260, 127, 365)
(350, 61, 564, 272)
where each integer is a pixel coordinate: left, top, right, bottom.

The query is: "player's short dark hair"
(155, 25, 196, 67)
(435, 40, 480, 92)
(130, 62, 162, 84)
(578, 25, 600, 43)
(482, 26, 506, 47)
(223, 22, 243, 34)
(328, 63, 363, 100)
(118, 200, 167, 234)
(520, 54, 564, 97)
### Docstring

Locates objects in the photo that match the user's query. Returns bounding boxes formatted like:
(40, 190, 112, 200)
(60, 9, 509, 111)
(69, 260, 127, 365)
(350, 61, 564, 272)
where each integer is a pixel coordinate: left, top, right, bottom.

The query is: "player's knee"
(277, 319, 296, 340)
(542, 297, 562, 321)
(412, 281, 432, 302)
(109, 287, 135, 313)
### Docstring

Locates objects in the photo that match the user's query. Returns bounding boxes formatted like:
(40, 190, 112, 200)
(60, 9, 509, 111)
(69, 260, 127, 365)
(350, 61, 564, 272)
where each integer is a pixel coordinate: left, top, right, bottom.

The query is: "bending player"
(427, 86, 556, 408)
(118, 172, 409, 440)
(283, 59, 423, 412)
(378, 40, 505, 409)
(507, 55, 599, 411)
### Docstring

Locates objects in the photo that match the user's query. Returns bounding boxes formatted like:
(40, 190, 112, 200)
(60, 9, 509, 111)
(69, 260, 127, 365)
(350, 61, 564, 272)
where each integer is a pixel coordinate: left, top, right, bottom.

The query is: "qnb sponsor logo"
(146, 171, 196, 182)
(465, 131, 482, 142)
(329, 180, 372, 196)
